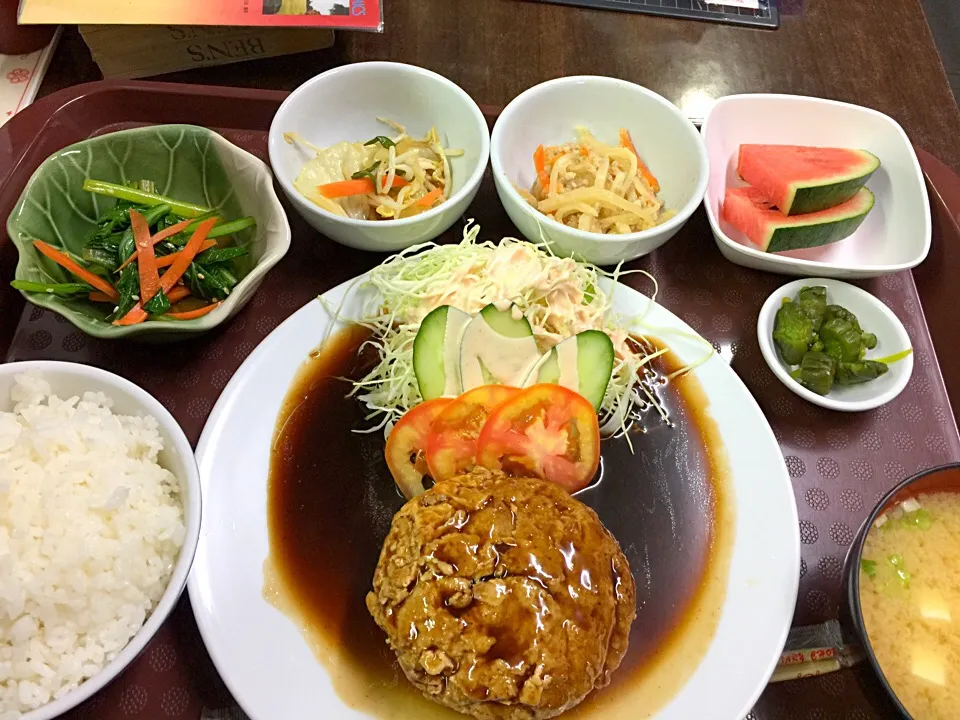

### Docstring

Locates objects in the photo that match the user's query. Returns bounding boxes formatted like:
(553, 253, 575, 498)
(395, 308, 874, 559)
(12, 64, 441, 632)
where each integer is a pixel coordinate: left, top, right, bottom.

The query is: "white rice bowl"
(0, 372, 189, 719)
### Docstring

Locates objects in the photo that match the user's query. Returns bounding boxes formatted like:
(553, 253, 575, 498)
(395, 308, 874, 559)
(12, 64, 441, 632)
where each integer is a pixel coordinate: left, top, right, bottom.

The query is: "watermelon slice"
(737, 145, 880, 216)
(723, 186, 875, 253)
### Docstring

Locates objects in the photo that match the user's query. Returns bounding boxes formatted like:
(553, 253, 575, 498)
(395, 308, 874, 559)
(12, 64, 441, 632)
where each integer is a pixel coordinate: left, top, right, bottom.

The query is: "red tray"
(2, 80, 960, 720)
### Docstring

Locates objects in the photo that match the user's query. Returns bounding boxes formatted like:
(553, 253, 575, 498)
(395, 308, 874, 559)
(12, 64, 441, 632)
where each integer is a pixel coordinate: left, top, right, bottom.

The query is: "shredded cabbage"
(332, 223, 713, 448)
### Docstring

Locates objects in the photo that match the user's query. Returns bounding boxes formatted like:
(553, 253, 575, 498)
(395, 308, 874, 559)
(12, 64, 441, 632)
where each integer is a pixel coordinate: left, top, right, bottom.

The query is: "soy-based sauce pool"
(264, 326, 734, 719)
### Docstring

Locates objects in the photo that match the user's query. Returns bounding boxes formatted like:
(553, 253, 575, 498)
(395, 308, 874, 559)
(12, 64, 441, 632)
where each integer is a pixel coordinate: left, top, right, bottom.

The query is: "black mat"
(535, 0, 779, 29)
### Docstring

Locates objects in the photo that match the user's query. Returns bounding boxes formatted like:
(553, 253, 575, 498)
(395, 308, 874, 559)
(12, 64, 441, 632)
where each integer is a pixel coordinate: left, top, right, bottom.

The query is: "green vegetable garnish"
(773, 299, 815, 365)
(861, 332, 878, 350)
(874, 348, 913, 365)
(364, 135, 396, 149)
(905, 508, 933, 530)
(819, 317, 863, 363)
(83, 178, 211, 218)
(835, 360, 888, 386)
(797, 286, 827, 330)
(143, 288, 170, 316)
(352, 161, 381, 182)
(822, 304, 863, 333)
(860, 559, 877, 579)
(10, 280, 91, 297)
(794, 351, 838, 396)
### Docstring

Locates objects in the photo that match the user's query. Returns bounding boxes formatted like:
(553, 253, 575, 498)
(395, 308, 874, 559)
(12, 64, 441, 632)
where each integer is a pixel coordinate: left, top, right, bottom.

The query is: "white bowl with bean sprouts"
(268, 62, 489, 252)
(491, 76, 709, 266)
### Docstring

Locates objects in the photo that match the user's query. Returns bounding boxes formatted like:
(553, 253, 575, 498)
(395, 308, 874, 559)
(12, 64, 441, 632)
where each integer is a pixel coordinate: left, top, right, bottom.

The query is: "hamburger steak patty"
(366, 468, 636, 719)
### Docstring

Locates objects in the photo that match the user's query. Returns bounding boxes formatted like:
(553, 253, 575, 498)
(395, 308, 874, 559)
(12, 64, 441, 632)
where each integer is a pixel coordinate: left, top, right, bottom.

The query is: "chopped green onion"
(860, 558, 877, 579)
(82, 178, 211, 218)
(910, 508, 933, 530)
(352, 161, 381, 182)
(364, 135, 396, 149)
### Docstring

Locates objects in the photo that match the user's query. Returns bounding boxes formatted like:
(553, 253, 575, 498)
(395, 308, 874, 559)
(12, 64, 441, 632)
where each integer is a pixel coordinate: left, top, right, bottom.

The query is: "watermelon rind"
(765, 188, 875, 253)
(738, 145, 881, 216)
(784, 150, 880, 215)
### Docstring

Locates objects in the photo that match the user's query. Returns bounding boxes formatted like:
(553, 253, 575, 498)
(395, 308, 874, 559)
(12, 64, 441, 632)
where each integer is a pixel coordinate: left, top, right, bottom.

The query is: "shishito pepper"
(819, 317, 864, 363)
(836, 360, 889, 385)
(822, 304, 862, 332)
(773, 299, 815, 365)
(797, 286, 827, 330)
(791, 351, 839, 396)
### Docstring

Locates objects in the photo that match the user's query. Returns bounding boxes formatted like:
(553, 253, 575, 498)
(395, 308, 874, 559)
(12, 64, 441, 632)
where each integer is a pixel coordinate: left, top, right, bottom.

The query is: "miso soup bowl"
(844, 462, 960, 719)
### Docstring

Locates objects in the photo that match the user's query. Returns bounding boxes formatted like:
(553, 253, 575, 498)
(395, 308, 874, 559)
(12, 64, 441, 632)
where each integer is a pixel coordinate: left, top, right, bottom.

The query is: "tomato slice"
(425, 385, 520, 483)
(475, 384, 600, 493)
(385, 398, 453, 499)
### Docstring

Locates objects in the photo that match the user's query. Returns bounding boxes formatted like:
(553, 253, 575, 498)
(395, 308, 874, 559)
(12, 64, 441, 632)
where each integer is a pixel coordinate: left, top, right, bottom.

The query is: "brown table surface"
(22, 3, 960, 720)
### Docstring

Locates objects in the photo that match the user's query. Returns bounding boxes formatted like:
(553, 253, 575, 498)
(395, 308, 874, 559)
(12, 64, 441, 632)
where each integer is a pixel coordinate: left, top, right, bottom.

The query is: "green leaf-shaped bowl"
(7, 124, 291, 340)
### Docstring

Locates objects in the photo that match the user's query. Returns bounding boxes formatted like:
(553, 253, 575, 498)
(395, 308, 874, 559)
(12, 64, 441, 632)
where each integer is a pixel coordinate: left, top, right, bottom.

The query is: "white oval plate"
(188, 277, 800, 720)
(757, 278, 913, 412)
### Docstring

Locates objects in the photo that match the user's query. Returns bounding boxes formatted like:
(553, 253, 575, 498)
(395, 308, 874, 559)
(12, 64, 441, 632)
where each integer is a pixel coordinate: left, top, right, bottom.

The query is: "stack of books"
(17, 0, 383, 79)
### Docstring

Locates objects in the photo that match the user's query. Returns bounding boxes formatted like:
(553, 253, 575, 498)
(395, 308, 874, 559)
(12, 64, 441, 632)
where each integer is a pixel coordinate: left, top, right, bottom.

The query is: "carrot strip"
(317, 175, 409, 199)
(579, 144, 590, 157)
(33, 240, 119, 301)
(166, 286, 191, 303)
(88, 291, 114, 303)
(533, 144, 550, 190)
(160, 218, 217, 293)
(131, 210, 161, 304)
(417, 187, 444, 208)
(114, 218, 217, 326)
(113, 307, 147, 326)
(619, 128, 660, 193)
(117, 217, 194, 271)
(155, 239, 216, 269)
(166, 302, 220, 320)
(318, 178, 375, 198)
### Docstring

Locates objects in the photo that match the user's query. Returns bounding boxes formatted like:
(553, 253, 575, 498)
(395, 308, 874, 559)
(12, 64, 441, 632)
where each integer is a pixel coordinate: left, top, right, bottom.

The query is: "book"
(79, 25, 335, 79)
(18, 0, 383, 31)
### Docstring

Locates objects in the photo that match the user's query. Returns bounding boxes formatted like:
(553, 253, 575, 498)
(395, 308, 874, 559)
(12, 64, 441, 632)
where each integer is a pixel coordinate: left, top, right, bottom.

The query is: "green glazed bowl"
(7, 124, 291, 340)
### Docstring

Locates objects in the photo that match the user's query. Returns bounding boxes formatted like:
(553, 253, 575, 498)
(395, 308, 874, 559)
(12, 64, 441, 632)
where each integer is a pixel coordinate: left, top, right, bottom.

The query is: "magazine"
(18, 0, 383, 30)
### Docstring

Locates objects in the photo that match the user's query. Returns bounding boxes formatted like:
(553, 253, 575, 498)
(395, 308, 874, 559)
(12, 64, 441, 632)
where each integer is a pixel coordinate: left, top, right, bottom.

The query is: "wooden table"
(41, 0, 960, 175)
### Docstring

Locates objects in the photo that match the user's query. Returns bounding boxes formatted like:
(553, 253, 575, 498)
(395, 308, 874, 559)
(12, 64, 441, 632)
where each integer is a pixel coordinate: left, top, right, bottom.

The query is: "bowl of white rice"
(0, 361, 201, 720)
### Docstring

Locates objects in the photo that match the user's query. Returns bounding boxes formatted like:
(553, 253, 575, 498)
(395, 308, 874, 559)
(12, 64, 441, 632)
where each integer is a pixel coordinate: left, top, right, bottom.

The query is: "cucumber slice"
(460, 302, 540, 389)
(413, 305, 472, 400)
(523, 330, 614, 410)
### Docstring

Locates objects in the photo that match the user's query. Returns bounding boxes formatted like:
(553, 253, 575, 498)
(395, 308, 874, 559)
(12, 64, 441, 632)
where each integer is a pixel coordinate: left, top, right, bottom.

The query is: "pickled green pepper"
(819, 317, 864, 363)
(797, 286, 827, 330)
(773, 300, 815, 365)
(792, 351, 838, 396)
(835, 360, 889, 385)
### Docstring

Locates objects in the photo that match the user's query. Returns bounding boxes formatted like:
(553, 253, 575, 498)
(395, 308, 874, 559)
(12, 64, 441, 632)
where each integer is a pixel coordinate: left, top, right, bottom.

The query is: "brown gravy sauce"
(264, 327, 735, 719)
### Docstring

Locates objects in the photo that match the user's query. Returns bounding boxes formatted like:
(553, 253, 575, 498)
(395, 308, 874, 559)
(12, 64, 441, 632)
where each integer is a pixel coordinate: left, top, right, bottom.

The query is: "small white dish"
(0, 361, 201, 720)
(701, 94, 931, 279)
(757, 278, 913, 412)
(490, 76, 709, 266)
(268, 62, 489, 252)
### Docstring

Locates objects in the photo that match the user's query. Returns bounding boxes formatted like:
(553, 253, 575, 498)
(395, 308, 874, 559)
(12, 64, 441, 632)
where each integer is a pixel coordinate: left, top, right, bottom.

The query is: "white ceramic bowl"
(702, 94, 931, 279)
(757, 278, 913, 411)
(0, 361, 202, 720)
(490, 76, 709, 266)
(268, 62, 490, 252)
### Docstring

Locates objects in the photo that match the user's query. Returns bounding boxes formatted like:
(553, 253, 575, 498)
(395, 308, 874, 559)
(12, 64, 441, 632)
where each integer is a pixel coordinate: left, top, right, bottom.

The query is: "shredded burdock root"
(318, 222, 714, 451)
